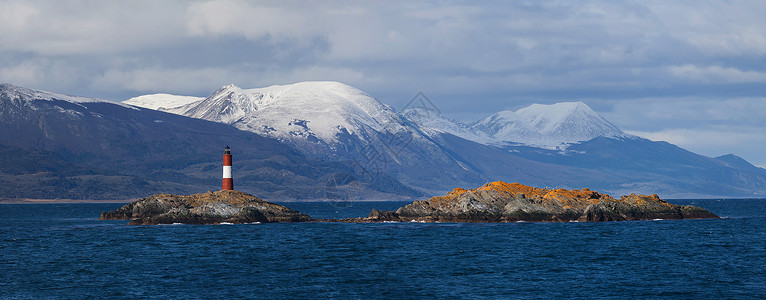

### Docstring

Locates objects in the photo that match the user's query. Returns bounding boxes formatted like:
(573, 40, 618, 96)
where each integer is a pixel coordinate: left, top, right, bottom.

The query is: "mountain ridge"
(1, 83, 129, 106)
(124, 83, 627, 151)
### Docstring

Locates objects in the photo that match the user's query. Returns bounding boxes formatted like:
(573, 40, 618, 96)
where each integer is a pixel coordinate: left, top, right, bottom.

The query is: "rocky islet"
(360, 181, 719, 222)
(99, 190, 312, 225)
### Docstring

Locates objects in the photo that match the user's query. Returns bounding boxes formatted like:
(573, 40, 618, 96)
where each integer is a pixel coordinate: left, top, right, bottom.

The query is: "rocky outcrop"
(100, 190, 312, 225)
(362, 181, 719, 222)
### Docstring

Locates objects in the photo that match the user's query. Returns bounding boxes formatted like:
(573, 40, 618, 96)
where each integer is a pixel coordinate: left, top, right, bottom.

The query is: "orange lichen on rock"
(620, 193, 673, 208)
(479, 181, 549, 198)
(480, 181, 614, 209)
(448, 187, 469, 197)
(426, 187, 471, 205)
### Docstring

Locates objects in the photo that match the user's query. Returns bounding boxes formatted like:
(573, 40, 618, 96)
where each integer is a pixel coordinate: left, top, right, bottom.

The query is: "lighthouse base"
(222, 178, 233, 190)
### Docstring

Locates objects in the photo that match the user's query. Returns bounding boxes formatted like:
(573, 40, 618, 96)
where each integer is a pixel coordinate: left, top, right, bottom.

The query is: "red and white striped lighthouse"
(222, 145, 233, 190)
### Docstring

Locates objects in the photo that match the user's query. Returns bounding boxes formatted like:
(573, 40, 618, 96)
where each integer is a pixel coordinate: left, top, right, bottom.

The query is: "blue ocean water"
(1, 199, 765, 299)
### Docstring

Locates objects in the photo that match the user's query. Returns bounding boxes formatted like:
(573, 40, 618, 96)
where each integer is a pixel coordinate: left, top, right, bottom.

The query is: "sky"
(1, 0, 766, 167)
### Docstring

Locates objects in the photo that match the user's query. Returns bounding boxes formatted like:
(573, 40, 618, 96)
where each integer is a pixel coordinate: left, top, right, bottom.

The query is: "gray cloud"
(1, 0, 766, 166)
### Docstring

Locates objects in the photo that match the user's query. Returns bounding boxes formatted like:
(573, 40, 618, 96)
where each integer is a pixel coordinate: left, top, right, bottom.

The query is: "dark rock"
(368, 209, 399, 221)
(100, 190, 312, 225)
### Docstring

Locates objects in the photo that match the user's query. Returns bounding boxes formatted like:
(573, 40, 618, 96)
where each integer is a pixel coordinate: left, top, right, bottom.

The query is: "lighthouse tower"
(222, 146, 233, 190)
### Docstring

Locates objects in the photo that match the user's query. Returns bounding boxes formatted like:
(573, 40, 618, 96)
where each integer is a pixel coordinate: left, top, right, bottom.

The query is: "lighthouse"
(222, 145, 233, 190)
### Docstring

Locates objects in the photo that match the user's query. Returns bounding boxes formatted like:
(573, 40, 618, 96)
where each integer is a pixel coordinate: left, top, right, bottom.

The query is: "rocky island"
(100, 190, 312, 225)
(358, 181, 719, 222)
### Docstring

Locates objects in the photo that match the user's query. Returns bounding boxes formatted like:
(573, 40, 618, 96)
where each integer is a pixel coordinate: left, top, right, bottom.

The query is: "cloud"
(185, 0, 315, 39)
(0, 0, 188, 55)
(0, 58, 80, 91)
(91, 67, 237, 97)
(668, 65, 766, 83)
(3, 1, 766, 98)
(647, 1, 766, 56)
(0, 1, 39, 29)
(603, 97, 766, 130)
(0, 60, 44, 86)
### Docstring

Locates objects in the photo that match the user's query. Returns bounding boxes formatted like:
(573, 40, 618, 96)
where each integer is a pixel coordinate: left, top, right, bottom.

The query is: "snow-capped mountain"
(514, 102, 625, 145)
(470, 110, 544, 147)
(178, 81, 404, 148)
(124, 84, 625, 151)
(123, 93, 203, 112)
(407, 101, 626, 149)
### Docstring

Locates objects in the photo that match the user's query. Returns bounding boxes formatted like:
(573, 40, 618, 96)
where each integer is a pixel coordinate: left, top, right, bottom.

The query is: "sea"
(1, 199, 765, 299)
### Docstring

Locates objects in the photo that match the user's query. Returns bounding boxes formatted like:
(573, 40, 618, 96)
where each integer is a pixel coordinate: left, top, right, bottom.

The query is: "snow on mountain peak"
(470, 110, 543, 146)
(472, 110, 531, 133)
(517, 101, 595, 132)
(418, 101, 626, 148)
(514, 101, 624, 144)
(123, 93, 203, 111)
(179, 81, 401, 145)
(403, 107, 495, 144)
(1, 83, 110, 104)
